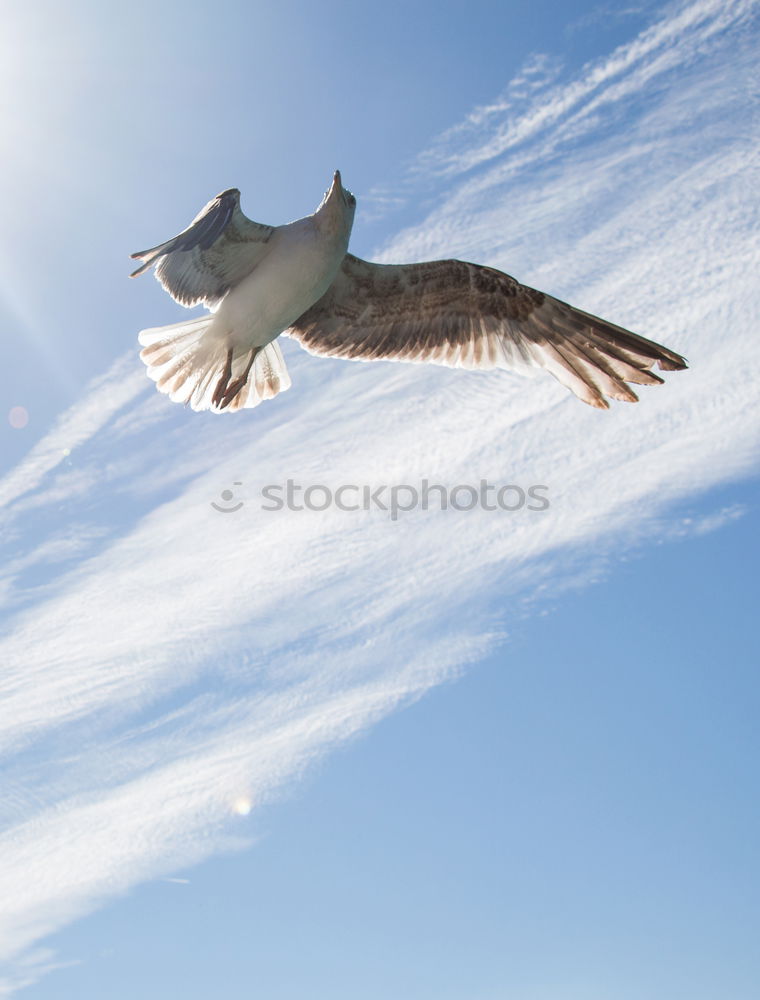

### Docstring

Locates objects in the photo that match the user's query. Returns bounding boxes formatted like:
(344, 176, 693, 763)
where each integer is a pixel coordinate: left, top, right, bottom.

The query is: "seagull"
(131, 170, 687, 412)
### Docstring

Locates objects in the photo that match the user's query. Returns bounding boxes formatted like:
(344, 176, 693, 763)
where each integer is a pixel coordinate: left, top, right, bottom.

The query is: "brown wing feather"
(286, 254, 687, 408)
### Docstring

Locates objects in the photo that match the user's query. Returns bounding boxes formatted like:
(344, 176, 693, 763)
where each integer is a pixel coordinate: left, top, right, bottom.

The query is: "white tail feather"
(138, 318, 291, 412)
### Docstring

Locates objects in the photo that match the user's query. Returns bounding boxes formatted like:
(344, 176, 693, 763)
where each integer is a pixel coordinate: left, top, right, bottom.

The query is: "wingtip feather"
(658, 356, 689, 371)
(130, 259, 154, 278)
(588, 396, 611, 410)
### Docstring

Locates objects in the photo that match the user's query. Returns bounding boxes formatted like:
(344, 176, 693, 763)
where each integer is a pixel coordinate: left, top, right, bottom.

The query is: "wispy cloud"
(1, 0, 758, 992)
(411, 0, 755, 180)
(564, 3, 657, 36)
(0, 355, 147, 517)
(667, 503, 748, 541)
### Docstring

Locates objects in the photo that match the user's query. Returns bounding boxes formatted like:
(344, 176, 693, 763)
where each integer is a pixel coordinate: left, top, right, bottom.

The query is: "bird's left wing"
(285, 254, 687, 408)
(130, 188, 275, 308)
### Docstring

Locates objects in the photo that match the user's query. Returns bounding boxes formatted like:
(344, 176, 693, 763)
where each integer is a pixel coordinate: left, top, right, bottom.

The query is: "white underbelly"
(212, 227, 344, 352)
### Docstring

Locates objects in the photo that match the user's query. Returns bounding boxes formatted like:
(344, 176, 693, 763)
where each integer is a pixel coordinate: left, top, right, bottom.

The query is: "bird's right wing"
(130, 188, 275, 308)
(286, 254, 687, 408)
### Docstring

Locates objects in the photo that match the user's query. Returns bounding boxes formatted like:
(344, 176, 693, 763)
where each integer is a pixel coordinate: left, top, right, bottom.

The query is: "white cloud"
(412, 0, 754, 180)
(668, 504, 748, 541)
(0, 1, 758, 991)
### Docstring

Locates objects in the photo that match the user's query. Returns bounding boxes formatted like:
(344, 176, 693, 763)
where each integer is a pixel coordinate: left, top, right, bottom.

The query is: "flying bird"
(131, 171, 687, 412)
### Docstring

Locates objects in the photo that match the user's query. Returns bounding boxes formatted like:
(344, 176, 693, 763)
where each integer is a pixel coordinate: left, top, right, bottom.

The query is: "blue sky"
(1, 0, 759, 996)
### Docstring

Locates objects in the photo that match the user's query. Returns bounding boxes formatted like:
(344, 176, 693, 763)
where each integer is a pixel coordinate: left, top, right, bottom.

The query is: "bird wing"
(285, 254, 687, 408)
(130, 188, 275, 308)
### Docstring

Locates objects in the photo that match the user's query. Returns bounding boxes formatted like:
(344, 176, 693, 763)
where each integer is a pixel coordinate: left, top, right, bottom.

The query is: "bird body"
(131, 171, 686, 412)
(209, 185, 354, 355)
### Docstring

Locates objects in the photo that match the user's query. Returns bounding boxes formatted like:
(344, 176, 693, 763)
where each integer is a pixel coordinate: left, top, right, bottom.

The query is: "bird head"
(316, 170, 356, 234)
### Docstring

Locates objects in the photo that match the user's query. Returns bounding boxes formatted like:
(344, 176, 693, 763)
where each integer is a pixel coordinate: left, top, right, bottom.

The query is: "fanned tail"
(138, 318, 291, 412)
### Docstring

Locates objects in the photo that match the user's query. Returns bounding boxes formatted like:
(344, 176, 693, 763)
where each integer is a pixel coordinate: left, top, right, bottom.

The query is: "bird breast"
(215, 218, 348, 350)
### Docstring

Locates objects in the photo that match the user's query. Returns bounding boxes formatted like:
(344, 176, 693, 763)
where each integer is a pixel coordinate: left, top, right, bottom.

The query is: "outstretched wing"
(130, 188, 275, 308)
(285, 254, 687, 408)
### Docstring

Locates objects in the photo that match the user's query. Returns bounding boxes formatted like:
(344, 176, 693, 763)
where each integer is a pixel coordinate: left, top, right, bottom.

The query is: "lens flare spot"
(233, 797, 252, 816)
(8, 406, 28, 429)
